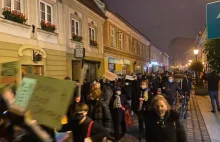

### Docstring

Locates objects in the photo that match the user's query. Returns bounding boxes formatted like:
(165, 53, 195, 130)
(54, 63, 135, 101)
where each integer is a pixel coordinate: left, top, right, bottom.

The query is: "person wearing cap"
(109, 86, 128, 142)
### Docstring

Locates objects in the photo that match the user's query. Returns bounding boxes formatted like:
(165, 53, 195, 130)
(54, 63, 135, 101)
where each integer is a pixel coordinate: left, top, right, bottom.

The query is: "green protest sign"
(24, 74, 76, 130)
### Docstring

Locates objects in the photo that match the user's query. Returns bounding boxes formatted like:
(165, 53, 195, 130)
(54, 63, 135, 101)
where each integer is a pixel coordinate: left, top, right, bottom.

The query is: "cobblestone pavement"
(185, 92, 211, 142)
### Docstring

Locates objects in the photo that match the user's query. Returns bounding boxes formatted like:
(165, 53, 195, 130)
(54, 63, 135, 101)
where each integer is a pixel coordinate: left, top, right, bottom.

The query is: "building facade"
(0, 0, 106, 82)
(63, 0, 106, 81)
(103, 11, 152, 75)
(0, 0, 168, 84)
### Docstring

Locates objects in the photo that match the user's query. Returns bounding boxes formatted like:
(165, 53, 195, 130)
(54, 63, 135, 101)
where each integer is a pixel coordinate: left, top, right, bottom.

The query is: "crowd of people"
(0, 71, 194, 142)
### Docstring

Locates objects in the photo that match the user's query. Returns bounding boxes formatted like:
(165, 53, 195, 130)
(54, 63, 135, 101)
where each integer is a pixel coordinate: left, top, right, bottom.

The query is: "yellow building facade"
(0, 0, 106, 83)
(103, 11, 151, 75)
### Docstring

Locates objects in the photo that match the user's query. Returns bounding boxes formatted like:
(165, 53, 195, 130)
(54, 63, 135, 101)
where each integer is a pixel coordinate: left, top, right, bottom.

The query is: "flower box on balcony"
(90, 40, 98, 47)
(40, 21, 56, 33)
(72, 34, 83, 42)
(2, 8, 27, 24)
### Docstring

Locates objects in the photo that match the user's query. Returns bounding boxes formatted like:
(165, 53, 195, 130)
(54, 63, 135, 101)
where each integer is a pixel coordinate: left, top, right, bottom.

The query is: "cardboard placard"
(22, 74, 75, 130)
(103, 71, 117, 81)
(125, 75, 134, 81)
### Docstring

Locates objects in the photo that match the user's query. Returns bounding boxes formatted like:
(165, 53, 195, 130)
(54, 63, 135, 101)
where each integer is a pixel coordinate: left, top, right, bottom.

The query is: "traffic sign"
(206, 1, 220, 39)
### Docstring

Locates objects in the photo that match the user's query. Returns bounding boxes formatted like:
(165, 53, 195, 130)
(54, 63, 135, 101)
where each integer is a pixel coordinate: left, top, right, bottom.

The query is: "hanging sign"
(74, 47, 85, 58)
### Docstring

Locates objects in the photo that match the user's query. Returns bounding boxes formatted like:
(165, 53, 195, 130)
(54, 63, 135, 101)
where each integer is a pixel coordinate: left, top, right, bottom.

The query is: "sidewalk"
(195, 94, 220, 142)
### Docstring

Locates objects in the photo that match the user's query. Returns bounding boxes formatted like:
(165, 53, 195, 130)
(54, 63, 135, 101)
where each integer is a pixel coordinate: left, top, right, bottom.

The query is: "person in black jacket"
(87, 88, 111, 129)
(136, 80, 153, 141)
(122, 80, 132, 107)
(109, 86, 128, 142)
(208, 71, 220, 113)
(163, 76, 183, 108)
(61, 103, 110, 142)
(145, 95, 187, 142)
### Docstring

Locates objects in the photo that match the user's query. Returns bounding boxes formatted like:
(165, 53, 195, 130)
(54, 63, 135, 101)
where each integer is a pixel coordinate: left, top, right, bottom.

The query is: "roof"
(77, 0, 107, 19)
(113, 13, 151, 43)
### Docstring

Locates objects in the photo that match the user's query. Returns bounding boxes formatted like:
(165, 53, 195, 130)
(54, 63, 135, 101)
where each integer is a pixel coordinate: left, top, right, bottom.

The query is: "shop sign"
(123, 59, 130, 65)
(151, 62, 158, 65)
(108, 57, 123, 64)
(74, 47, 85, 58)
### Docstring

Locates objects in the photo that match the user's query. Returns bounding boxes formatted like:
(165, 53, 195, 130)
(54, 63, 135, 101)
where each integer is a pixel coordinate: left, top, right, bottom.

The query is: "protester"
(207, 71, 220, 113)
(145, 95, 187, 142)
(61, 103, 110, 142)
(101, 79, 113, 105)
(122, 80, 133, 108)
(163, 76, 183, 108)
(87, 88, 112, 129)
(109, 86, 128, 142)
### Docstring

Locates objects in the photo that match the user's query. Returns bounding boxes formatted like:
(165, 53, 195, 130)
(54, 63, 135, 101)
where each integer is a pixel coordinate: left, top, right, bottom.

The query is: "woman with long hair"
(145, 95, 187, 142)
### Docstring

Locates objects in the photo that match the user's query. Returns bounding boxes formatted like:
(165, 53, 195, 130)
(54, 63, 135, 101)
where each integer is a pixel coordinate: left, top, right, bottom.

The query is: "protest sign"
(125, 75, 134, 81)
(23, 74, 76, 130)
(11, 77, 37, 113)
(103, 71, 117, 81)
(0, 61, 19, 93)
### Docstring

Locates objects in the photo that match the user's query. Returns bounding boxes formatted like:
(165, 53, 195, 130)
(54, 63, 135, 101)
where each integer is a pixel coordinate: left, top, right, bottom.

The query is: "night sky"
(103, 0, 216, 52)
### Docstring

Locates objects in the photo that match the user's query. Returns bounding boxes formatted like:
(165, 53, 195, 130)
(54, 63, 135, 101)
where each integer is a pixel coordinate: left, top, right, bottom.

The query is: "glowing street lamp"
(189, 60, 192, 63)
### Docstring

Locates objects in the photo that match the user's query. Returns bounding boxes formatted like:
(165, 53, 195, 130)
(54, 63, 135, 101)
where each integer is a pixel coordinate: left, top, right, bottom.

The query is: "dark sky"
(103, 0, 215, 52)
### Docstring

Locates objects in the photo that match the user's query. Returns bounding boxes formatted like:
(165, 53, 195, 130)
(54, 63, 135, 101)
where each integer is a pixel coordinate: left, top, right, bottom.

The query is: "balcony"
(0, 17, 31, 38)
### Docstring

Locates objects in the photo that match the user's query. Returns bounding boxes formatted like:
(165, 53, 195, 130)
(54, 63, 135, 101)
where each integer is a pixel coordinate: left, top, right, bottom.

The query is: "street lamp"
(193, 49, 199, 85)
(194, 49, 199, 61)
(189, 60, 192, 63)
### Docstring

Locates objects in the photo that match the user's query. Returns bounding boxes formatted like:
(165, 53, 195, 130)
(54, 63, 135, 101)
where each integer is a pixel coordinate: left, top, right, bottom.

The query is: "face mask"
(72, 112, 84, 124)
(141, 85, 147, 89)
(125, 82, 129, 86)
(168, 79, 173, 83)
(116, 91, 121, 95)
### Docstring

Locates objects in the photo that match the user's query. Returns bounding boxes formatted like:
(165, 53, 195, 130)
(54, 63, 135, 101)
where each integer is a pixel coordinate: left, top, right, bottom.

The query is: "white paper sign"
(125, 75, 134, 81)
(103, 71, 117, 81)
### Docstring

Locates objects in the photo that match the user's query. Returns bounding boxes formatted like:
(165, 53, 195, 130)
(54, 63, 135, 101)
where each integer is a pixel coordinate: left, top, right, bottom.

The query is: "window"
(72, 19, 80, 35)
(40, 1, 53, 23)
(3, 0, 21, 11)
(119, 33, 123, 49)
(110, 26, 116, 47)
(133, 40, 136, 54)
(125, 36, 129, 51)
(89, 27, 96, 41)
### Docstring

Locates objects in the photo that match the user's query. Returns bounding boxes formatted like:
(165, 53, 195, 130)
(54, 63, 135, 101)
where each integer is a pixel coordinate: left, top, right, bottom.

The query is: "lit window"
(40, 1, 53, 23)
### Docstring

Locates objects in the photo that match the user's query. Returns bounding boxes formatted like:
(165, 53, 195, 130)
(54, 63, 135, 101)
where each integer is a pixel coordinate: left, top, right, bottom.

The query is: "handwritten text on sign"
(25, 74, 76, 130)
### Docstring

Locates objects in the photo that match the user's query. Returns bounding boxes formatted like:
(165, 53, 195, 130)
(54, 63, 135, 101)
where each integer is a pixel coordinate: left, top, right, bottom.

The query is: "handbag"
(124, 110, 133, 128)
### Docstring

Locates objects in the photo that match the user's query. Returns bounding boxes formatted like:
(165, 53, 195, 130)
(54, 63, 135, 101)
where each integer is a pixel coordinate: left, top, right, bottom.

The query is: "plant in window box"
(90, 40, 98, 47)
(2, 8, 27, 24)
(40, 21, 56, 32)
(72, 34, 83, 42)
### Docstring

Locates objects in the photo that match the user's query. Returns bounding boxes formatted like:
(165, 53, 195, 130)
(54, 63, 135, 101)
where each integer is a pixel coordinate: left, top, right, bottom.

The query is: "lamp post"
(193, 49, 199, 85)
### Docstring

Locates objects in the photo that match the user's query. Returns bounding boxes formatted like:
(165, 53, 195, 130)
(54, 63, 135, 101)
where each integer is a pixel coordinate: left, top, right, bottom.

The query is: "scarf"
(113, 95, 121, 109)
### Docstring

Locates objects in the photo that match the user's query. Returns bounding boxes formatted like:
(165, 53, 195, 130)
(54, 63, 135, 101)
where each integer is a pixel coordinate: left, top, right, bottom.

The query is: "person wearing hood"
(87, 88, 112, 129)
(60, 103, 110, 142)
(109, 86, 128, 142)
